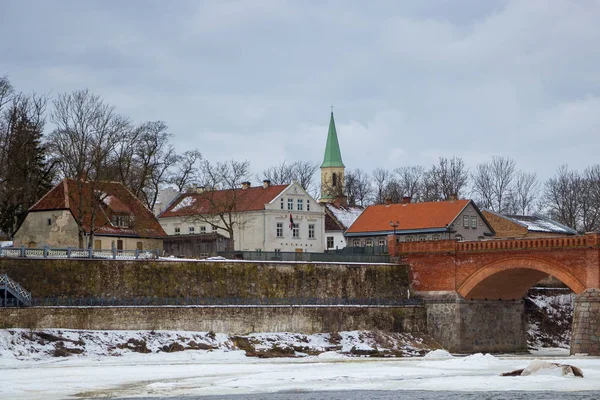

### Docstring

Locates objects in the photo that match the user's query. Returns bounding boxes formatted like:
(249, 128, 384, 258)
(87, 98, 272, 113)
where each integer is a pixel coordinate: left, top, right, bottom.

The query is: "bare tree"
(170, 149, 203, 192)
(259, 161, 295, 186)
(424, 157, 469, 201)
(580, 165, 600, 232)
(489, 156, 516, 212)
(131, 121, 177, 211)
(345, 169, 371, 206)
(186, 159, 253, 249)
(394, 165, 425, 201)
(292, 160, 319, 195)
(505, 171, 540, 215)
(259, 160, 318, 195)
(471, 163, 494, 209)
(372, 168, 391, 204)
(543, 165, 581, 231)
(48, 89, 130, 247)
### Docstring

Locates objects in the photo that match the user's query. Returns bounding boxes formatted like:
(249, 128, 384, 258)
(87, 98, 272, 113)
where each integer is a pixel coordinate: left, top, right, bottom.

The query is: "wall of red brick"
(392, 234, 600, 299)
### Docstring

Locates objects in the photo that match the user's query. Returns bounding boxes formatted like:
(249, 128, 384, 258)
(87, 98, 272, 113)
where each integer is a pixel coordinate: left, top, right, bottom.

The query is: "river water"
(120, 391, 600, 400)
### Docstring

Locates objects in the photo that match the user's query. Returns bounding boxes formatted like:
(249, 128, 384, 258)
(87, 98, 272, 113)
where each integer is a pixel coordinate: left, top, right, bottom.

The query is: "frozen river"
(3, 350, 600, 399)
(122, 392, 600, 400)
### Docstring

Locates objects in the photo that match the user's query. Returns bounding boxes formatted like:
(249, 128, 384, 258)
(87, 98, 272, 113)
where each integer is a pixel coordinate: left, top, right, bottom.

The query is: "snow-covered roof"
(326, 204, 364, 230)
(505, 214, 577, 235)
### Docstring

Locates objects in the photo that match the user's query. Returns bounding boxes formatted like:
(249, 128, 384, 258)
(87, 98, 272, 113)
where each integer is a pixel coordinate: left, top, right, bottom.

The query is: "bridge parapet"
(389, 233, 599, 256)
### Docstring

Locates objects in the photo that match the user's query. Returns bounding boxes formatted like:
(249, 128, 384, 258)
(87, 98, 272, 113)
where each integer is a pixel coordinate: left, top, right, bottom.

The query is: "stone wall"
(0, 258, 410, 300)
(571, 288, 600, 355)
(426, 295, 527, 353)
(0, 305, 426, 334)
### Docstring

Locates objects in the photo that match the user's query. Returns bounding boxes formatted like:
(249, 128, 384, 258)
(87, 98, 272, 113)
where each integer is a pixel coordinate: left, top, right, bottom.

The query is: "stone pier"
(424, 292, 527, 353)
(571, 288, 600, 355)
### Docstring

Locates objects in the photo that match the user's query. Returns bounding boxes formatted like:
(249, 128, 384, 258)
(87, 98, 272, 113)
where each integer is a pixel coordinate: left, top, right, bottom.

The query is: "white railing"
(0, 246, 160, 260)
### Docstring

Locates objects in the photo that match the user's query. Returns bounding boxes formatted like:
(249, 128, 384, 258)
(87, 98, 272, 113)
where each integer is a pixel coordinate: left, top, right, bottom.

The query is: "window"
(327, 236, 334, 249)
(378, 238, 386, 247)
(308, 224, 315, 239)
(189, 226, 195, 234)
(276, 222, 283, 237)
(463, 215, 469, 228)
(353, 239, 360, 247)
(366, 239, 373, 247)
(297, 199, 303, 211)
(47, 218, 52, 226)
(280, 198, 284, 210)
(174, 227, 180, 235)
(433, 235, 441, 241)
(471, 216, 477, 228)
(136, 242, 143, 250)
(293, 224, 300, 238)
(212, 225, 217, 233)
(288, 198, 294, 210)
(200, 226, 206, 233)
(112, 215, 129, 227)
(406, 236, 413, 242)
(332, 173, 337, 187)
(274, 248, 281, 253)
(455, 234, 463, 241)
(307, 201, 310, 211)
(418, 235, 426, 241)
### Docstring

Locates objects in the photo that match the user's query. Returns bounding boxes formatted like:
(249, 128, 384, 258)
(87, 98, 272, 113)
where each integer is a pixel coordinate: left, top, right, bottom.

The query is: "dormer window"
(112, 215, 130, 227)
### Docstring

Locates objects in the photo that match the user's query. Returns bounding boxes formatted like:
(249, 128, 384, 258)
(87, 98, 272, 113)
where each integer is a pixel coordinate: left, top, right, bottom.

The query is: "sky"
(1, 0, 600, 182)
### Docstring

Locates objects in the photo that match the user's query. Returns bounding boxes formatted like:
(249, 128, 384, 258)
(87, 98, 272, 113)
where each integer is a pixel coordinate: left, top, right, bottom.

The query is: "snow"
(507, 215, 574, 234)
(2, 329, 600, 399)
(423, 349, 454, 359)
(0, 241, 12, 248)
(327, 204, 364, 229)
(170, 196, 196, 212)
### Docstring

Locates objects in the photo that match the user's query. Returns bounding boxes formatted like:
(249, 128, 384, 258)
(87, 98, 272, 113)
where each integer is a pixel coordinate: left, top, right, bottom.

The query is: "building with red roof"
(345, 198, 494, 247)
(13, 178, 166, 251)
(158, 180, 325, 253)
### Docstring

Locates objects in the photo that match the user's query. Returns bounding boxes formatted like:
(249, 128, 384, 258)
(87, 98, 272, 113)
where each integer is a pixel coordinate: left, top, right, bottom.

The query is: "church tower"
(320, 111, 345, 204)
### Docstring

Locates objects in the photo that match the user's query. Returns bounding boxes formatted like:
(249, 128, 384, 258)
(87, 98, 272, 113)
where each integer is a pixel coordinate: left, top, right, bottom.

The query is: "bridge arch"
(458, 256, 586, 300)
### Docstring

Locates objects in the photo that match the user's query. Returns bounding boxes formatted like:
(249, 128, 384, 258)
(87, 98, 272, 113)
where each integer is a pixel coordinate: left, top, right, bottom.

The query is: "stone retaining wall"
(0, 305, 426, 334)
(0, 258, 409, 299)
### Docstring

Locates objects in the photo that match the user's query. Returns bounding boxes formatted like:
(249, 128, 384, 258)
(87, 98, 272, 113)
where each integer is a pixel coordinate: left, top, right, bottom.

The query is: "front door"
(117, 240, 123, 250)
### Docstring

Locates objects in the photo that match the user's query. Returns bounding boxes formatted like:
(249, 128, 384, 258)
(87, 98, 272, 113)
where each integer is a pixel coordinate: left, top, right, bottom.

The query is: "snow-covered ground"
(2, 329, 600, 399)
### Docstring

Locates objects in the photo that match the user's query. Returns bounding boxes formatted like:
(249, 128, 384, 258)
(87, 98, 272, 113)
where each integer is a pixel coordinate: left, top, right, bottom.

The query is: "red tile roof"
(159, 184, 289, 218)
(346, 199, 471, 234)
(30, 179, 166, 238)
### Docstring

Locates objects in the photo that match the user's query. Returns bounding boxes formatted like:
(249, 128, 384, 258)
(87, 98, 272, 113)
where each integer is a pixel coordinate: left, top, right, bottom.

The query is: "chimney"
(241, 181, 251, 189)
(385, 197, 392, 205)
(262, 179, 271, 189)
(401, 196, 411, 204)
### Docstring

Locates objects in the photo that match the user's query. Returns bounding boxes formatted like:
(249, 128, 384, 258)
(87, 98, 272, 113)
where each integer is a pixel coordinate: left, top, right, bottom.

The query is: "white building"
(158, 180, 325, 253)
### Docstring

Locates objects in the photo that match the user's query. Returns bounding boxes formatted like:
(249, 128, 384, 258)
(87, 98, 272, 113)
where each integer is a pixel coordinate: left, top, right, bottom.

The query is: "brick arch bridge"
(388, 234, 600, 355)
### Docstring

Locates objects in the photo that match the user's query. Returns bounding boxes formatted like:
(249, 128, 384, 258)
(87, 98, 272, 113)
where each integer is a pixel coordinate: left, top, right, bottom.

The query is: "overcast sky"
(1, 0, 599, 182)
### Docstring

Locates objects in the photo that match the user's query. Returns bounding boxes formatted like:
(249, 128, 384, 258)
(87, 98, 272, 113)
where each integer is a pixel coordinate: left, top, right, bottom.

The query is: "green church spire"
(321, 111, 345, 168)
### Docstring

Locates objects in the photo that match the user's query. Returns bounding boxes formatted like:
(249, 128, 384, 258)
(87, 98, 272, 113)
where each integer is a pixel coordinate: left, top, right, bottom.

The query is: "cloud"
(1, 0, 600, 184)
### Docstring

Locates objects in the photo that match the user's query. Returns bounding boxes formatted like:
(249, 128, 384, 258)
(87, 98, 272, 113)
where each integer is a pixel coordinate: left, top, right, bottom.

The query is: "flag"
(289, 213, 295, 229)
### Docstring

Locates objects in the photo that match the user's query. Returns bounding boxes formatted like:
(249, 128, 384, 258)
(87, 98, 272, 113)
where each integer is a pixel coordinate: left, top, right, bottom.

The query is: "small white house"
(158, 180, 325, 253)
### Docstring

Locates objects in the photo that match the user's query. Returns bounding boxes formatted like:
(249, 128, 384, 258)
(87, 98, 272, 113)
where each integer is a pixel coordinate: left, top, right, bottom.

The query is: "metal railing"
(217, 250, 391, 264)
(26, 296, 422, 307)
(0, 246, 160, 260)
(0, 274, 31, 306)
